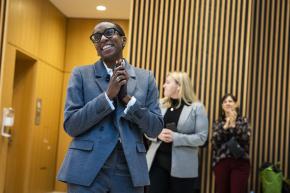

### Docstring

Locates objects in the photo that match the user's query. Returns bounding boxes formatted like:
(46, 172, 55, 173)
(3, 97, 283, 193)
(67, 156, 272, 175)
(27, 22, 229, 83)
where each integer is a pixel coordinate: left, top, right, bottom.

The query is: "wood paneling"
(5, 52, 37, 193)
(248, 0, 290, 192)
(30, 61, 63, 193)
(38, 1, 66, 70)
(130, 0, 290, 192)
(0, 44, 16, 193)
(0, 0, 8, 69)
(54, 73, 71, 191)
(7, 0, 42, 57)
(7, 0, 66, 71)
(0, 0, 66, 193)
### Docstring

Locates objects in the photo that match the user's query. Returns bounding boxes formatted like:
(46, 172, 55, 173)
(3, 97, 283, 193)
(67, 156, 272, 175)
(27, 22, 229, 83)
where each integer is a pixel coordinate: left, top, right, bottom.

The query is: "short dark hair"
(113, 23, 125, 37)
(99, 20, 126, 37)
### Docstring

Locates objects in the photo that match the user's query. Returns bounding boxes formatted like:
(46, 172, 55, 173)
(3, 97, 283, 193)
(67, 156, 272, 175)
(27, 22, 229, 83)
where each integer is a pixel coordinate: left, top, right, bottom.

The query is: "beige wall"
(54, 18, 130, 192)
(0, 0, 66, 193)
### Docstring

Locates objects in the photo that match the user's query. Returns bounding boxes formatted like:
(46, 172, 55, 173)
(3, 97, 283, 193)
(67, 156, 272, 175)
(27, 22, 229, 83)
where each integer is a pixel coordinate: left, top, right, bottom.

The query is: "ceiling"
(49, 0, 132, 19)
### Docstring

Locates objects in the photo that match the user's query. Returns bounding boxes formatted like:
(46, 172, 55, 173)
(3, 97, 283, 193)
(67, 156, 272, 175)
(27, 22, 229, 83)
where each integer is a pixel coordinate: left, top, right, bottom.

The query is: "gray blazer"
(57, 60, 163, 187)
(146, 102, 208, 178)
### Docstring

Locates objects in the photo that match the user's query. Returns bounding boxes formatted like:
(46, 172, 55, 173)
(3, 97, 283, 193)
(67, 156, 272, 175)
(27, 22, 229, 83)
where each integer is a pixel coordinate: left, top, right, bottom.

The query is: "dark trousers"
(148, 161, 198, 193)
(214, 158, 250, 193)
(68, 142, 144, 193)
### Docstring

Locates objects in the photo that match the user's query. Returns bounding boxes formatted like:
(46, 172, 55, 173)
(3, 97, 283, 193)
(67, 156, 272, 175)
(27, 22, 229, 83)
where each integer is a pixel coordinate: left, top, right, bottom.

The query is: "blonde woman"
(146, 72, 208, 193)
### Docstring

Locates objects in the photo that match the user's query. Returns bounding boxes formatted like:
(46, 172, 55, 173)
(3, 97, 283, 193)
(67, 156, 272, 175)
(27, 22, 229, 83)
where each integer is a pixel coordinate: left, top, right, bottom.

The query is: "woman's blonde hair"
(161, 72, 197, 108)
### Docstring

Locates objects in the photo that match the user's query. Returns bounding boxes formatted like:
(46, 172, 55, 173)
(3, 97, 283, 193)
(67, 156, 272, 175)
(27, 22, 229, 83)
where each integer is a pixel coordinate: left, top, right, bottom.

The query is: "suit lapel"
(93, 60, 109, 92)
(160, 105, 192, 129)
(124, 60, 137, 96)
(177, 104, 193, 128)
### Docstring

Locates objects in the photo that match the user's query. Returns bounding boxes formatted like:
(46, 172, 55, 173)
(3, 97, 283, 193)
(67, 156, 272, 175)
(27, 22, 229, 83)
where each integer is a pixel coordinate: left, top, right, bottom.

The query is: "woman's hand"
(158, 128, 174, 143)
(224, 110, 237, 128)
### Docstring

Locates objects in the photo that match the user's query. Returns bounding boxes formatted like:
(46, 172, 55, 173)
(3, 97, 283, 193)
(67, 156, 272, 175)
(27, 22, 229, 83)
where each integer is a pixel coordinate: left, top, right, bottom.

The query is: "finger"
(163, 133, 171, 138)
(115, 59, 123, 67)
(116, 71, 129, 81)
(119, 79, 127, 85)
(114, 65, 125, 72)
(115, 70, 127, 77)
(113, 70, 126, 79)
(163, 129, 172, 134)
(116, 75, 126, 82)
(115, 76, 121, 82)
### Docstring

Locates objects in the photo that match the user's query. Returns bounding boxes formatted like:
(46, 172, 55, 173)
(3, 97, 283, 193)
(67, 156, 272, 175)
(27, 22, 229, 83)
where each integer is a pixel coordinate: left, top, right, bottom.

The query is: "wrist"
(106, 91, 114, 100)
(122, 95, 131, 104)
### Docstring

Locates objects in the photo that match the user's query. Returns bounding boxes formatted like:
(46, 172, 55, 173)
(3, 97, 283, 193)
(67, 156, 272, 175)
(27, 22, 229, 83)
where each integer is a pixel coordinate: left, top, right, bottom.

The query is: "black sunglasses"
(90, 28, 122, 43)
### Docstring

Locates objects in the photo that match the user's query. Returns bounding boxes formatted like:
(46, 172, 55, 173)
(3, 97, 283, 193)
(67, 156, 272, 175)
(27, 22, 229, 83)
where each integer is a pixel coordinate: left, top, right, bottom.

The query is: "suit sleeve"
(63, 67, 114, 137)
(122, 71, 163, 138)
(172, 104, 209, 147)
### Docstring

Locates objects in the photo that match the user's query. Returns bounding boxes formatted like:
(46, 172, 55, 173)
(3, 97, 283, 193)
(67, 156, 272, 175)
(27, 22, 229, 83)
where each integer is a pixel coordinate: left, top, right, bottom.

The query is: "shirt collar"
(103, 61, 113, 76)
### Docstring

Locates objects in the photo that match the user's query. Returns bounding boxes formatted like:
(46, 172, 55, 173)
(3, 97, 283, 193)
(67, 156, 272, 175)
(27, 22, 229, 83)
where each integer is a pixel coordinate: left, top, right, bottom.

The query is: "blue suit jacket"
(57, 60, 163, 187)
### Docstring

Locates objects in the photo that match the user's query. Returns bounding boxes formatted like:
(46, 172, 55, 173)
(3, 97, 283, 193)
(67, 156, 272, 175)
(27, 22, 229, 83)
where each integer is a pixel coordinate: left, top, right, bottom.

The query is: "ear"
(122, 37, 127, 48)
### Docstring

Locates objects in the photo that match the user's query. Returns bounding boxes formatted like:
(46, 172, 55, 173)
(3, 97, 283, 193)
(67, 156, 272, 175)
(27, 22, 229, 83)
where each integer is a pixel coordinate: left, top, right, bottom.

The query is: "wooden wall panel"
(54, 73, 71, 192)
(0, 0, 8, 69)
(129, 0, 290, 192)
(0, 44, 16, 193)
(4, 54, 37, 193)
(30, 61, 63, 193)
(0, 0, 67, 193)
(38, 1, 66, 70)
(6, 0, 66, 71)
(7, 0, 42, 57)
(248, 0, 290, 192)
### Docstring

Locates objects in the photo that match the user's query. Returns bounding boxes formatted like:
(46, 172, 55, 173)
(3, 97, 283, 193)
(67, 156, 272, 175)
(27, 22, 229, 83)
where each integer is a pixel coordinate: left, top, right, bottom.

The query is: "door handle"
(1, 107, 14, 138)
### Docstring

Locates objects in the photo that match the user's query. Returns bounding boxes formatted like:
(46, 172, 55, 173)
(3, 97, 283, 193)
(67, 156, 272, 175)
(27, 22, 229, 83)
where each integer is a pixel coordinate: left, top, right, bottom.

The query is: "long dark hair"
(219, 93, 241, 121)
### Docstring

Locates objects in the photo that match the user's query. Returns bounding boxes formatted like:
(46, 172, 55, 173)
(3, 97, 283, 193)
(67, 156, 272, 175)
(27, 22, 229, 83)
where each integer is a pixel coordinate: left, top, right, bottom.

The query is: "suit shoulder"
(190, 101, 207, 115)
(191, 101, 206, 110)
(72, 64, 94, 72)
(133, 66, 151, 76)
(71, 64, 96, 79)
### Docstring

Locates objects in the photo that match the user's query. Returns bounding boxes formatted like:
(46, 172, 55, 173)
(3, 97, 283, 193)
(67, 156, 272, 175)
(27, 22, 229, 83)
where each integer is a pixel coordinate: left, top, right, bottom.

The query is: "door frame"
(0, 0, 14, 192)
(0, 44, 17, 193)
(0, 0, 8, 70)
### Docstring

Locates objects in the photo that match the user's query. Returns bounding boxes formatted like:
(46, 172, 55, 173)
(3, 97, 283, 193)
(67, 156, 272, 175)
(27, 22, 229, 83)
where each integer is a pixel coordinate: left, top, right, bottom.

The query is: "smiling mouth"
(101, 44, 114, 51)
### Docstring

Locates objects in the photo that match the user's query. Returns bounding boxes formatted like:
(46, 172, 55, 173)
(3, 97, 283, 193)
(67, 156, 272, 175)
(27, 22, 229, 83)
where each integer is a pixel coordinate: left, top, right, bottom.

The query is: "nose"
(100, 34, 109, 42)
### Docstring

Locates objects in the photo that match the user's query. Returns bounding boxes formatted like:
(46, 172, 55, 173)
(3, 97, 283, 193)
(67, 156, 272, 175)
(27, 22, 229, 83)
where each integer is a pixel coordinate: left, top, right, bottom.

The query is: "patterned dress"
(212, 116, 251, 168)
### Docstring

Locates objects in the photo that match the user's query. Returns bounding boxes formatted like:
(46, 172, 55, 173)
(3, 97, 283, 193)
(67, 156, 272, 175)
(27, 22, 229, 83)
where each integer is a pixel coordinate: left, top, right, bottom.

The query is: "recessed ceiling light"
(96, 5, 106, 11)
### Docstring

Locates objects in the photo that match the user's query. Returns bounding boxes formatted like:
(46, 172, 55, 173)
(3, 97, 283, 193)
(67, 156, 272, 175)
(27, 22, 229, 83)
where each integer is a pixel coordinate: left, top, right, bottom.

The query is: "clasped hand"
(158, 128, 174, 143)
(106, 59, 129, 101)
(224, 110, 237, 129)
